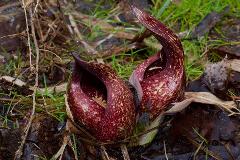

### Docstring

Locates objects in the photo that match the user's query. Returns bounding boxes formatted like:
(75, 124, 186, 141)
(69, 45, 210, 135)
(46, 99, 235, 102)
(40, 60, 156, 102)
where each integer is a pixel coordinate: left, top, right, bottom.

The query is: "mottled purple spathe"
(129, 6, 185, 119)
(68, 53, 136, 142)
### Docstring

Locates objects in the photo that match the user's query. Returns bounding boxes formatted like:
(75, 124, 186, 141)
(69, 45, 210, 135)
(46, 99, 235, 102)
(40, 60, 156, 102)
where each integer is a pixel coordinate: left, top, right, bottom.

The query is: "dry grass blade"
(51, 135, 70, 160)
(193, 141, 204, 159)
(95, 34, 114, 46)
(67, 137, 79, 160)
(71, 11, 135, 40)
(187, 138, 223, 160)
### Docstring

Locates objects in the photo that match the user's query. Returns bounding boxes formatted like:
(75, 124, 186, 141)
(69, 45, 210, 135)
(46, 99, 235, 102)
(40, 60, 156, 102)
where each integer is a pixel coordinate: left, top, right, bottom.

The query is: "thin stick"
(33, 0, 41, 15)
(121, 144, 130, 160)
(21, 0, 33, 70)
(14, 7, 39, 159)
(100, 146, 110, 160)
(0, 32, 24, 39)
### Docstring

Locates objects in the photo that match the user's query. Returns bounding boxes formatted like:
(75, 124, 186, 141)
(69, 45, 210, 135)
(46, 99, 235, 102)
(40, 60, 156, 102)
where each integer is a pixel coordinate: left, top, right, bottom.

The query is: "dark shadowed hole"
(143, 51, 166, 79)
(79, 67, 107, 103)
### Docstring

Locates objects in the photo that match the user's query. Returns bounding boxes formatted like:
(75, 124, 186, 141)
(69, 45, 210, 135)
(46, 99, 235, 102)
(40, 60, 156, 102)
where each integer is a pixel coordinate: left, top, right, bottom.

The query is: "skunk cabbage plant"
(67, 5, 185, 143)
(67, 53, 136, 142)
(129, 6, 185, 119)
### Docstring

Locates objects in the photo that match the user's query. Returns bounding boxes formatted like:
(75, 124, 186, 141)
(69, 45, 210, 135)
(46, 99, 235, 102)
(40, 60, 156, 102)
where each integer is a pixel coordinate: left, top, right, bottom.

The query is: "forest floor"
(0, 0, 240, 159)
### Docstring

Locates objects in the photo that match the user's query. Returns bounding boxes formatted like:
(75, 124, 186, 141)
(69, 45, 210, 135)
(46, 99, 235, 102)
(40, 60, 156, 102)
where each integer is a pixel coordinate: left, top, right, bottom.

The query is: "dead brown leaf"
(166, 92, 240, 115)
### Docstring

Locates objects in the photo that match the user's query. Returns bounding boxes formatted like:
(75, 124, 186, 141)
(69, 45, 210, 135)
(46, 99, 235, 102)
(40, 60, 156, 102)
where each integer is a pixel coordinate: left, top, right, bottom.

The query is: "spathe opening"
(78, 65, 108, 108)
(144, 51, 167, 79)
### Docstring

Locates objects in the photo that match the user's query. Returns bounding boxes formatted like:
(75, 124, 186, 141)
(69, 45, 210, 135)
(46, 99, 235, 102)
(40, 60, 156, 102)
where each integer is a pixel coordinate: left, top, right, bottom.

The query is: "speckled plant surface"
(68, 53, 136, 142)
(129, 6, 185, 119)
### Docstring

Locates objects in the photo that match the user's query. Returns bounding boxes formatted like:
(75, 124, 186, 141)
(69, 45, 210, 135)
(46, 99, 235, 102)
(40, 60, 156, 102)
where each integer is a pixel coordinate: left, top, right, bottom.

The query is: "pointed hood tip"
(70, 52, 87, 67)
(71, 52, 81, 61)
(130, 4, 141, 15)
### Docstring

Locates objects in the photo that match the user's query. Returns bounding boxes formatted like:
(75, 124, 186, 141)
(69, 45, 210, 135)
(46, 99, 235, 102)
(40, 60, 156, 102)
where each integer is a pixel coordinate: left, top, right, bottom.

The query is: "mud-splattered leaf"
(191, 6, 229, 38)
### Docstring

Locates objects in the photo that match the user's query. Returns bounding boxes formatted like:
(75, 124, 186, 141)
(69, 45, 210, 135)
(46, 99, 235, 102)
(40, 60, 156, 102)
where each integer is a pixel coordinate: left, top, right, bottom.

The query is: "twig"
(33, 0, 41, 15)
(34, 13, 44, 42)
(121, 144, 130, 160)
(21, 0, 33, 71)
(100, 146, 111, 160)
(0, 32, 25, 39)
(41, 18, 58, 42)
(14, 7, 39, 159)
(39, 49, 63, 62)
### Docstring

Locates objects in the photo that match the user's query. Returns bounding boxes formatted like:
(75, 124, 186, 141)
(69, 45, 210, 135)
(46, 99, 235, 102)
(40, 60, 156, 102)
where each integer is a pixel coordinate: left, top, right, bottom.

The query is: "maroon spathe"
(67, 5, 185, 142)
(129, 6, 185, 119)
(68, 53, 136, 142)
